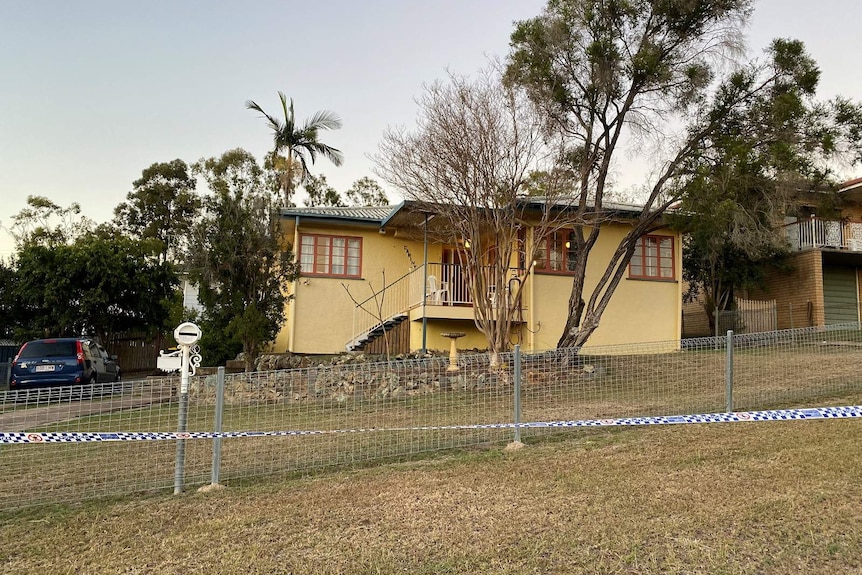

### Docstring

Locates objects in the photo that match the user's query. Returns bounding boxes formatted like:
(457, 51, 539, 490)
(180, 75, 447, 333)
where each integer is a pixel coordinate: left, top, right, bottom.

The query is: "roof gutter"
(283, 215, 385, 228)
(379, 201, 407, 229)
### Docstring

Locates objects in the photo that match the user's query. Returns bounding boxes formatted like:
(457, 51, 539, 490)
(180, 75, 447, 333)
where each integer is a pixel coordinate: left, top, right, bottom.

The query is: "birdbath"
(441, 332, 466, 372)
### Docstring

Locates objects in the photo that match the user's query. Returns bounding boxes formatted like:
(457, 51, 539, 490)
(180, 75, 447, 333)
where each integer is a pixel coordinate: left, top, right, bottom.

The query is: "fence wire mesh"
(2, 323, 862, 510)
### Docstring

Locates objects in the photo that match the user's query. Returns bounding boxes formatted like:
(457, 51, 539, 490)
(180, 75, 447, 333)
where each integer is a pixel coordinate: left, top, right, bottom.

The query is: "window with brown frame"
(299, 234, 362, 278)
(629, 235, 674, 280)
(535, 230, 578, 274)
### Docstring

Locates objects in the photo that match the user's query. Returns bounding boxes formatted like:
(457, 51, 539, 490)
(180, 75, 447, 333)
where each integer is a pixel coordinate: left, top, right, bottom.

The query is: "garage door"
(823, 266, 859, 325)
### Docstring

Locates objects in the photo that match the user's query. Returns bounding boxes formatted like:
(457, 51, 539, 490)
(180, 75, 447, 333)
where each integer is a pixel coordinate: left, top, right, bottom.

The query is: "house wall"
(840, 205, 862, 220)
(408, 319, 490, 352)
(748, 250, 823, 329)
(274, 222, 431, 354)
(525, 223, 682, 351)
(180, 279, 204, 314)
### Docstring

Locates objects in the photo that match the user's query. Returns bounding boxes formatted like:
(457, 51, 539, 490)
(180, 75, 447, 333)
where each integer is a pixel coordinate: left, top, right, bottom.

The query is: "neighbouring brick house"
(681, 284, 713, 338)
(681, 178, 862, 337)
(745, 178, 862, 330)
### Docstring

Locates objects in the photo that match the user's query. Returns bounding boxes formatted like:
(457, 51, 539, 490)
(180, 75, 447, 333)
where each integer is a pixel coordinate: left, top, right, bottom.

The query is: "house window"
(535, 231, 578, 274)
(300, 234, 362, 278)
(629, 235, 674, 280)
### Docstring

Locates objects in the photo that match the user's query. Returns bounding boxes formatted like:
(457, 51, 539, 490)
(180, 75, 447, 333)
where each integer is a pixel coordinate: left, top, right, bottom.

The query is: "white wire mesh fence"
(2, 324, 862, 510)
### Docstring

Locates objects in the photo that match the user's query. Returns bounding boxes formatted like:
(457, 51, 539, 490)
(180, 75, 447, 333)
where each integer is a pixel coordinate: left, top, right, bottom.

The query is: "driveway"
(0, 387, 171, 432)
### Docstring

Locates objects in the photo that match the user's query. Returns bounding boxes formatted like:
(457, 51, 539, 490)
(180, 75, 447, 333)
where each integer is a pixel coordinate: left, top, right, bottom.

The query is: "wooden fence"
(108, 332, 166, 373)
(363, 320, 410, 356)
(716, 299, 778, 336)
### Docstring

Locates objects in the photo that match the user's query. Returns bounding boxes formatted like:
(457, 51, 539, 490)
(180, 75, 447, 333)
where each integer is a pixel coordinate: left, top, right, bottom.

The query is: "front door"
(442, 248, 470, 305)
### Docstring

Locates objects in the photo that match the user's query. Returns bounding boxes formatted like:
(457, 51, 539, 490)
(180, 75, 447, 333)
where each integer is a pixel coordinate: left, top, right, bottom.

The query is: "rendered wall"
(274, 222, 433, 354)
(525, 223, 682, 351)
(408, 319, 490, 353)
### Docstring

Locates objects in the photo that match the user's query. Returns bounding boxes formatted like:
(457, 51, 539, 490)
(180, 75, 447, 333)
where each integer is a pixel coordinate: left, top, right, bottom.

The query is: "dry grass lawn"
(2, 418, 861, 574)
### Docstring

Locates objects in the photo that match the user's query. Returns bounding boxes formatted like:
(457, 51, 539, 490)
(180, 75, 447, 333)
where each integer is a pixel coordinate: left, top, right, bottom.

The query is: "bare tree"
(376, 69, 577, 362)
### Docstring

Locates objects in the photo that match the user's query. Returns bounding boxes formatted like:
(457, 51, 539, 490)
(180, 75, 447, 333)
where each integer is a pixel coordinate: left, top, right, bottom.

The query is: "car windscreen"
(18, 341, 78, 359)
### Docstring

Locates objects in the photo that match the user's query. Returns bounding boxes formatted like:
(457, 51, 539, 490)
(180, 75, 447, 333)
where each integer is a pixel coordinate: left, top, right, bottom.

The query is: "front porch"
(346, 263, 526, 352)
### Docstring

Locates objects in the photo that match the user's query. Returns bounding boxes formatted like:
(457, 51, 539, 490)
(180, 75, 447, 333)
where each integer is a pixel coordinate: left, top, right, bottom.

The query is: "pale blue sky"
(1, 0, 861, 257)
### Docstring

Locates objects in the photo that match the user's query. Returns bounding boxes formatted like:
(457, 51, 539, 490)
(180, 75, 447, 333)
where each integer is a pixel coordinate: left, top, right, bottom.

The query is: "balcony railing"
(782, 218, 862, 252)
(408, 263, 525, 309)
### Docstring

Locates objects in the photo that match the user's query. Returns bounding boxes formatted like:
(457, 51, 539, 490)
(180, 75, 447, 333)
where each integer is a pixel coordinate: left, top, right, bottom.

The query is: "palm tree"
(246, 92, 344, 205)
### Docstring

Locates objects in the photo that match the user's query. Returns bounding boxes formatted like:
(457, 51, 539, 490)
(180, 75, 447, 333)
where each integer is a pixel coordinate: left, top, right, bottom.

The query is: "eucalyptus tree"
(303, 174, 344, 207)
(113, 159, 200, 264)
(345, 177, 389, 207)
(9, 195, 93, 248)
(505, 0, 842, 348)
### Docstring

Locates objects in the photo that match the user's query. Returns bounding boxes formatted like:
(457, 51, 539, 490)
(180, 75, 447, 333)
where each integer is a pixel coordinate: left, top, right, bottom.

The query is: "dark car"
(9, 338, 121, 389)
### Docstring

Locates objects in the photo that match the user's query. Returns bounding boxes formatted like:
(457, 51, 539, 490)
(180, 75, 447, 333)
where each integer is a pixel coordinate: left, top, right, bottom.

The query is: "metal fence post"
(172, 322, 202, 495)
(725, 329, 734, 413)
(513, 344, 522, 443)
(211, 366, 225, 487)
(174, 345, 190, 495)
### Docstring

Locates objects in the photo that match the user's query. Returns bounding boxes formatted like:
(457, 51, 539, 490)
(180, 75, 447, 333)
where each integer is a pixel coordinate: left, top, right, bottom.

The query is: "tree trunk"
(557, 296, 585, 349)
(243, 340, 257, 372)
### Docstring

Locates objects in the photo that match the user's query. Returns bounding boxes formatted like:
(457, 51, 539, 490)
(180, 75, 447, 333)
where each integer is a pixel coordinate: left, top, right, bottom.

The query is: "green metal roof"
(281, 205, 397, 223)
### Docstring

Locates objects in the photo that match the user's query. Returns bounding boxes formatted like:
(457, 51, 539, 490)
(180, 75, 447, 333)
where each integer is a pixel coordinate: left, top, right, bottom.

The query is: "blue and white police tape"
(2, 405, 861, 444)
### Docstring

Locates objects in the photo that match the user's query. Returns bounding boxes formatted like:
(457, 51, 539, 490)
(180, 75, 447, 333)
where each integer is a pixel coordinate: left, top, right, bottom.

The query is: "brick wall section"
(749, 250, 823, 329)
(680, 280, 712, 337)
(681, 300, 712, 337)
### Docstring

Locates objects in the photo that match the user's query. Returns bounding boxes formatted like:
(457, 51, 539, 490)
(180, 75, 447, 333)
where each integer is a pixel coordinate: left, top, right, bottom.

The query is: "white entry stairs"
(346, 313, 408, 352)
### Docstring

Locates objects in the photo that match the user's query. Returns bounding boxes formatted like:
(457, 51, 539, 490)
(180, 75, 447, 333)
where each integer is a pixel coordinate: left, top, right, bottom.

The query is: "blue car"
(9, 338, 121, 389)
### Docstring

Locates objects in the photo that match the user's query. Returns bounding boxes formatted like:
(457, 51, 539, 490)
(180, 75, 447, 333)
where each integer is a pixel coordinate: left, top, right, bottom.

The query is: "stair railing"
(348, 267, 424, 350)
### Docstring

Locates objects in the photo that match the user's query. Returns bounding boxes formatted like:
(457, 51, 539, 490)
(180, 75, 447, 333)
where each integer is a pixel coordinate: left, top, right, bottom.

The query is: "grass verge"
(1, 417, 860, 574)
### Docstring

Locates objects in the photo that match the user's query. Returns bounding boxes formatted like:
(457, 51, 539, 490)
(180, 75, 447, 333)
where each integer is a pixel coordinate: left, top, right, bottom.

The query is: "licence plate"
(35, 365, 56, 372)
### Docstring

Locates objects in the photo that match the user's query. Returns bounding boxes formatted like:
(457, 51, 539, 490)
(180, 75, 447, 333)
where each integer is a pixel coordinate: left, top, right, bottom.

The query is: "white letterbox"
(174, 322, 202, 347)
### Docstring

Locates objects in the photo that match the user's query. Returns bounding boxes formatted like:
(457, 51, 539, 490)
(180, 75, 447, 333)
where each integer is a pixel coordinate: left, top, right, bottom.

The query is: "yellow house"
(274, 201, 683, 355)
